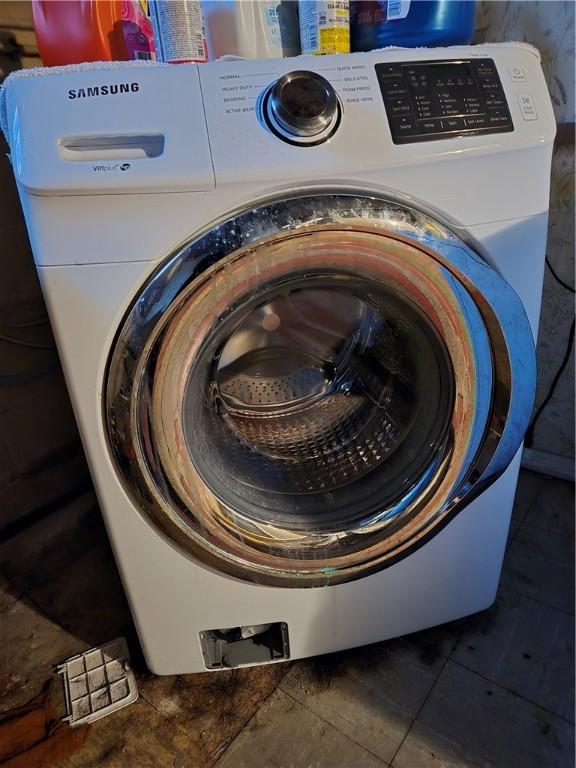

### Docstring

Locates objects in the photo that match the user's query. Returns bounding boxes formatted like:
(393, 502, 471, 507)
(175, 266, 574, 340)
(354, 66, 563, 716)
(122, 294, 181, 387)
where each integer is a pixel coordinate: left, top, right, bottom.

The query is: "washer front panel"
(105, 192, 535, 587)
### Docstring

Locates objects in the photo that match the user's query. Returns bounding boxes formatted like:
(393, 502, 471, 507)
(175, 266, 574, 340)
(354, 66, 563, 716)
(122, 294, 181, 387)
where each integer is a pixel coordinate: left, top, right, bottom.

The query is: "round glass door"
(106, 193, 535, 586)
(178, 274, 454, 529)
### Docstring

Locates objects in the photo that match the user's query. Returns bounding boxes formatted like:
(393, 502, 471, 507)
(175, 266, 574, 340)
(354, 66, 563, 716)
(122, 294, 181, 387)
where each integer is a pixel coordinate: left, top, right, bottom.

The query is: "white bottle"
(202, 0, 300, 60)
(299, 0, 350, 55)
(149, 0, 208, 63)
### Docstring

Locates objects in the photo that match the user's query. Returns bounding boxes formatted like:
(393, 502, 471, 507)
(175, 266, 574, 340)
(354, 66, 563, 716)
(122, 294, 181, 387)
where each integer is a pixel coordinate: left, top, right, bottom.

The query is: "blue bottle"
(351, 1, 476, 51)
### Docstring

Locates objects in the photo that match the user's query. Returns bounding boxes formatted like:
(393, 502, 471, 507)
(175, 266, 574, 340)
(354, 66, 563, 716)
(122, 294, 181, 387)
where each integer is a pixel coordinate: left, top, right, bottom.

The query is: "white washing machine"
(4, 43, 555, 673)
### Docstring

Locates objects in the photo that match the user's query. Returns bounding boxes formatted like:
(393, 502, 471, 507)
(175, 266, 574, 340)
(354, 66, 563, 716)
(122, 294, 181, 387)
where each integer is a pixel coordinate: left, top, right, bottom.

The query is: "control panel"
(377, 58, 514, 144)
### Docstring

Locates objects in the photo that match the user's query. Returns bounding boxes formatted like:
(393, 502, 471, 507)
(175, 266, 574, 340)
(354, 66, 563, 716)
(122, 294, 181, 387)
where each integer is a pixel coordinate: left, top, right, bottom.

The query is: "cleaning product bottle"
(32, 0, 155, 66)
(203, 1, 300, 60)
(350, 0, 475, 51)
(148, 0, 208, 63)
(299, 0, 350, 55)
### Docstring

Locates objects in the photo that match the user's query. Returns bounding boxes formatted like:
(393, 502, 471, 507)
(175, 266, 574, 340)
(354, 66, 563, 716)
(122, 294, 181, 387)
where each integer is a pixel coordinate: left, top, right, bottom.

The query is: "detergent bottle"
(350, 0, 476, 51)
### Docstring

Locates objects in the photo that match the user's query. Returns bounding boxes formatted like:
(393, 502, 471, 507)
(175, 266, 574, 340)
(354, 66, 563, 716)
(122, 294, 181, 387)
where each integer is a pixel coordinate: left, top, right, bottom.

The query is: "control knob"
(264, 70, 340, 145)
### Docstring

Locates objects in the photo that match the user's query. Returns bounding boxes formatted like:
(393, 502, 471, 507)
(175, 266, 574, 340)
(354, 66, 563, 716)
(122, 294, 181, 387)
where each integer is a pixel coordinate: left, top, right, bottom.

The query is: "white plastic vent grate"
(57, 637, 138, 727)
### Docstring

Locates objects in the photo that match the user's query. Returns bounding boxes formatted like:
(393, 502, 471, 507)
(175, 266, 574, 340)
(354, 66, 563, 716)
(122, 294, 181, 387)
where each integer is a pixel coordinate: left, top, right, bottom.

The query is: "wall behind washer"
(476, 1, 575, 463)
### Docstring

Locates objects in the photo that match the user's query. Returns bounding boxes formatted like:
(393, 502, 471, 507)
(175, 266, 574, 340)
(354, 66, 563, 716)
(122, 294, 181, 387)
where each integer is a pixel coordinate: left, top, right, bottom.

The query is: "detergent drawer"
(5, 64, 215, 195)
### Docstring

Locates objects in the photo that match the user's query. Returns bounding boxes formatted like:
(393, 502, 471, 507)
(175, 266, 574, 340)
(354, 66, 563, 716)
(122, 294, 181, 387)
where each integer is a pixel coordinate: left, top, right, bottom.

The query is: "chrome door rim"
(105, 192, 536, 587)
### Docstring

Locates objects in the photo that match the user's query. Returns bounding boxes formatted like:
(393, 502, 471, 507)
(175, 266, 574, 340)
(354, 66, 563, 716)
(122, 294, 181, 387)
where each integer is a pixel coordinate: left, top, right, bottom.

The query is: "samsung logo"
(68, 83, 140, 100)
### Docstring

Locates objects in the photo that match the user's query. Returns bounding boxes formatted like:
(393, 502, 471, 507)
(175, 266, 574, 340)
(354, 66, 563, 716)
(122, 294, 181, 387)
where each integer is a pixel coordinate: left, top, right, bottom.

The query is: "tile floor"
(0, 470, 573, 767)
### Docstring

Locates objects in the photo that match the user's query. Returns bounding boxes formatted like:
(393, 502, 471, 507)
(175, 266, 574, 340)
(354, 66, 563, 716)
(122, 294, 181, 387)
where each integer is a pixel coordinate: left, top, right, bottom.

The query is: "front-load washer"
(3, 43, 555, 673)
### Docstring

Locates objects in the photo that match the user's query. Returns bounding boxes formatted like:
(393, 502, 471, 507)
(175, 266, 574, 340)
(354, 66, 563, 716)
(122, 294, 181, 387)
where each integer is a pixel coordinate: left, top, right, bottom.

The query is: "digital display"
(376, 58, 513, 144)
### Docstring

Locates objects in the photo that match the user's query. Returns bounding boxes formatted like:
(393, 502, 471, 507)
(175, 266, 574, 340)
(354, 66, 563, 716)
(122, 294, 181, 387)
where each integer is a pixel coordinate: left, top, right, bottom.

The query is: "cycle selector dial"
(265, 70, 340, 145)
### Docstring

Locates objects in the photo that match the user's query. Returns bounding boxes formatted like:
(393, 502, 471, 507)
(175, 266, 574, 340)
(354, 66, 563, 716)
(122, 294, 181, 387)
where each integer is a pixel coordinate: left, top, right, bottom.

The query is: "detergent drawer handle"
(58, 134, 165, 162)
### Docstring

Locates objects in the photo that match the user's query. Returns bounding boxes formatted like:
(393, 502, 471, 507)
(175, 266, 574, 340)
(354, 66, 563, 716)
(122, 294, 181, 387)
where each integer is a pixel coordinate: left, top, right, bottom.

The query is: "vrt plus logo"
(92, 163, 131, 172)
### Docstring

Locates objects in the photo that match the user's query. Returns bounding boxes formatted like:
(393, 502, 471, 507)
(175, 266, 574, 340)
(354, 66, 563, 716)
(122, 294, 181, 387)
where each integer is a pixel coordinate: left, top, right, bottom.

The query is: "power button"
(509, 65, 526, 82)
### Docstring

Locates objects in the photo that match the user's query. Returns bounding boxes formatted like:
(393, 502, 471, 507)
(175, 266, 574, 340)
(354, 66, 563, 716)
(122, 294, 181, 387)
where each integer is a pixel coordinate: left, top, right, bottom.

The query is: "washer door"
(106, 193, 535, 587)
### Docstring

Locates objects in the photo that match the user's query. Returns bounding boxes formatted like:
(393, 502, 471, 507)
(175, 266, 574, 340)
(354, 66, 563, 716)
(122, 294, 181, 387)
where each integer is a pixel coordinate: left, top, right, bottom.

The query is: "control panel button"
(387, 97, 412, 116)
(418, 118, 444, 133)
(390, 115, 416, 136)
(509, 65, 526, 82)
(474, 60, 497, 77)
(479, 79, 501, 93)
(485, 94, 507, 109)
(487, 110, 512, 127)
(382, 84, 409, 99)
(518, 94, 538, 120)
(378, 65, 404, 79)
(445, 117, 466, 131)
(465, 115, 488, 130)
